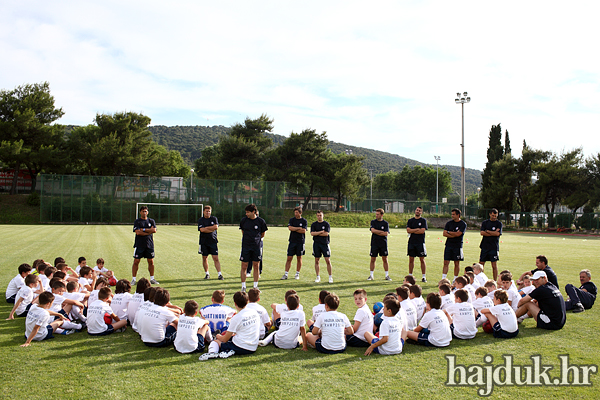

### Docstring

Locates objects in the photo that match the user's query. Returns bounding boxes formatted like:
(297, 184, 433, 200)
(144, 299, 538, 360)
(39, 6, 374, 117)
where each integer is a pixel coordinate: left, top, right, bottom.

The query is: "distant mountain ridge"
(147, 125, 482, 195)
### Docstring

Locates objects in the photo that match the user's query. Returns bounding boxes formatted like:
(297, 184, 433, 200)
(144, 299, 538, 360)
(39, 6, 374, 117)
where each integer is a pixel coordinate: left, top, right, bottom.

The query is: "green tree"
(586, 153, 600, 209)
(514, 143, 550, 212)
(480, 123, 504, 208)
(0, 82, 65, 194)
(266, 129, 331, 209)
(327, 153, 369, 211)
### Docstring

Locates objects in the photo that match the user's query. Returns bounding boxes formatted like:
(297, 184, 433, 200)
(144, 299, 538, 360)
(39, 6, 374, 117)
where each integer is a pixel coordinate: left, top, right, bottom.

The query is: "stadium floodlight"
(455, 91, 471, 214)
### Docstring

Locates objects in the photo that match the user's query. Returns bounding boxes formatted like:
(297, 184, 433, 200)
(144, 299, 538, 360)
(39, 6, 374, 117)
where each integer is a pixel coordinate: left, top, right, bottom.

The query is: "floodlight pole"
(455, 92, 471, 215)
(434, 156, 440, 213)
(190, 168, 194, 202)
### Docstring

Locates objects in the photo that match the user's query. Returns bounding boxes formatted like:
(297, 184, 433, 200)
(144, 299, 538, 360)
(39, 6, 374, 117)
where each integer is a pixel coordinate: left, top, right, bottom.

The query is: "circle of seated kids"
(6, 257, 593, 356)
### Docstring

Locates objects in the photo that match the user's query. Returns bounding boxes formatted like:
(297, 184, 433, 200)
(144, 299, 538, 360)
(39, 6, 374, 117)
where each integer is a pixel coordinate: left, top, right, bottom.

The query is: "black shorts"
(287, 242, 305, 257)
(144, 325, 177, 347)
(346, 334, 369, 347)
(479, 248, 499, 262)
(88, 324, 116, 336)
(199, 243, 218, 256)
(134, 247, 155, 259)
(240, 244, 262, 263)
(315, 338, 346, 354)
(444, 246, 463, 261)
(407, 243, 427, 258)
(370, 244, 388, 257)
(536, 311, 564, 330)
(313, 243, 331, 258)
(220, 341, 255, 355)
(492, 322, 518, 338)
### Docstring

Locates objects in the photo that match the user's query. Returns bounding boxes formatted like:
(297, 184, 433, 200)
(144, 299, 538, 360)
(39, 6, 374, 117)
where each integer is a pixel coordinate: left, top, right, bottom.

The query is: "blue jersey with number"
(200, 303, 236, 333)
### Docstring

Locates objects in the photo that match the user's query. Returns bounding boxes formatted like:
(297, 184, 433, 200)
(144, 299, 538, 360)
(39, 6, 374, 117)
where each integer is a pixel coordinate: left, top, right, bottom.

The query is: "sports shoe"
(572, 303, 585, 313)
(115, 326, 127, 333)
(258, 340, 267, 347)
(241, 287, 246, 293)
(385, 276, 392, 281)
(367, 276, 374, 281)
(219, 350, 235, 359)
(204, 274, 210, 280)
(199, 352, 219, 361)
(294, 273, 300, 280)
(61, 329, 76, 335)
(150, 278, 159, 284)
(314, 276, 321, 283)
(218, 274, 224, 280)
(246, 272, 251, 278)
(421, 277, 427, 283)
(131, 278, 136, 286)
(329, 276, 333, 284)
(281, 274, 288, 280)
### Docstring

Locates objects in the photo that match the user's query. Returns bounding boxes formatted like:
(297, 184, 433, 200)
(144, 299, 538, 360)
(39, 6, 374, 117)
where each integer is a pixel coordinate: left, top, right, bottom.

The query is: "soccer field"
(1, 225, 599, 399)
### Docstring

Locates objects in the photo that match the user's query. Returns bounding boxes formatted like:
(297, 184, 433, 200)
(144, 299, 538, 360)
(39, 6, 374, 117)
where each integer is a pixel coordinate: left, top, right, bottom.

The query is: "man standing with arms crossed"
(406, 206, 428, 283)
(132, 206, 158, 285)
(198, 205, 223, 280)
(442, 208, 467, 283)
(479, 208, 502, 281)
(368, 208, 391, 281)
(239, 204, 268, 292)
(281, 207, 307, 280)
(311, 210, 333, 283)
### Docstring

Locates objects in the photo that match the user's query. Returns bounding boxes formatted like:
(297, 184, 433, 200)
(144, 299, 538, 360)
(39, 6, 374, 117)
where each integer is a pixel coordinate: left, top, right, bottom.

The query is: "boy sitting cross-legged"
(480, 289, 519, 339)
(363, 298, 407, 356)
(87, 287, 127, 336)
(138, 288, 178, 347)
(7, 274, 43, 320)
(406, 293, 452, 347)
(174, 300, 210, 354)
(200, 291, 261, 360)
(306, 292, 354, 354)
(21, 292, 67, 347)
(259, 293, 307, 350)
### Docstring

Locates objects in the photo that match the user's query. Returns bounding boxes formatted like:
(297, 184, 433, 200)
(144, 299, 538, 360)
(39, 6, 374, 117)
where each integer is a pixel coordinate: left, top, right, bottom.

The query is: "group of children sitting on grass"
(6, 257, 525, 357)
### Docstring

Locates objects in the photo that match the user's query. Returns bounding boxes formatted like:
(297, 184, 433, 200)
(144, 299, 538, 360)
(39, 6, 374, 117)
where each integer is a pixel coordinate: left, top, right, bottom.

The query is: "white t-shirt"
(445, 302, 476, 339)
(311, 303, 326, 323)
(377, 316, 403, 355)
(24, 304, 51, 341)
(475, 272, 489, 288)
(440, 294, 455, 310)
(490, 303, 518, 333)
(472, 296, 494, 316)
(63, 291, 86, 303)
(395, 307, 409, 331)
(411, 296, 426, 322)
(352, 304, 374, 342)
(200, 303, 236, 333)
(87, 299, 113, 334)
(174, 315, 208, 353)
(15, 286, 34, 315)
(246, 302, 271, 339)
(127, 293, 144, 325)
(93, 265, 109, 275)
(229, 308, 260, 351)
(132, 301, 153, 333)
(520, 285, 535, 296)
(138, 304, 178, 343)
(89, 289, 100, 305)
(274, 309, 306, 349)
(111, 293, 132, 320)
(275, 302, 304, 318)
(78, 277, 92, 292)
(314, 310, 351, 351)
(419, 309, 452, 347)
(40, 275, 50, 292)
(49, 293, 66, 313)
(6, 274, 25, 299)
(505, 287, 521, 312)
(400, 299, 418, 331)
(463, 285, 476, 303)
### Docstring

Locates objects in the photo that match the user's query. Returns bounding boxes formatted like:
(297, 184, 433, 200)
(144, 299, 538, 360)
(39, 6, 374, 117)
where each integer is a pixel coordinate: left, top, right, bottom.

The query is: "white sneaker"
(294, 273, 300, 280)
(219, 350, 235, 359)
(329, 276, 333, 284)
(385, 276, 392, 281)
(131, 278, 136, 286)
(199, 352, 219, 361)
(367, 276, 374, 281)
(150, 278, 159, 284)
(246, 272, 251, 278)
(281, 274, 288, 280)
(314, 276, 321, 283)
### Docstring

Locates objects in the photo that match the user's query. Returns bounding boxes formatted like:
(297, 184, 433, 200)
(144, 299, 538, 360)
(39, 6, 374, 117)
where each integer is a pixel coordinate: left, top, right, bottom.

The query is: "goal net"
(135, 202, 204, 224)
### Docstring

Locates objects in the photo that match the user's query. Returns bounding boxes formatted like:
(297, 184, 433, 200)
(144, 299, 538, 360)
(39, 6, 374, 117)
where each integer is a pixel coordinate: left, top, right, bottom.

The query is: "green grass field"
(1, 225, 599, 399)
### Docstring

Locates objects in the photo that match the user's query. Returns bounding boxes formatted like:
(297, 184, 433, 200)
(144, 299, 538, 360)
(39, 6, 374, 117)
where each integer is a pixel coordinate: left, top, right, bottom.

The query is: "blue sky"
(1, 1, 599, 171)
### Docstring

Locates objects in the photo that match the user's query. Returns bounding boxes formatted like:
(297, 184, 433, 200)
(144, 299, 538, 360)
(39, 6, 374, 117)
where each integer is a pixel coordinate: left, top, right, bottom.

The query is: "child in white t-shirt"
(444, 289, 477, 339)
(346, 289, 374, 347)
(473, 263, 489, 288)
(138, 288, 178, 347)
(245, 288, 271, 339)
(454, 275, 474, 303)
(47, 281, 84, 333)
(306, 292, 353, 354)
(499, 273, 521, 312)
(127, 278, 151, 326)
(406, 293, 452, 347)
(21, 292, 66, 347)
(110, 279, 132, 321)
(484, 280, 497, 300)
(481, 289, 519, 339)
(364, 298, 407, 356)
(306, 290, 329, 333)
(396, 286, 418, 331)
(200, 291, 261, 360)
(271, 289, 304, 330)
(472, 287, 494, 327)
(7, 274, 42, 319)
(78, 267, 96, 293)
(63, 281, 88, 323)
(93, 258, 117, 285)
(439, 284, 454, 310)
(174, 300, 210, 353)
(87, 287, 127, 336)
(75, 256, 87, 274)
(518, 275, 535, 297)
(200, 290, 235, 334)
(88, 277, 109, 306)
(259, 293, 307, 350)
(409, 285, 426, 322)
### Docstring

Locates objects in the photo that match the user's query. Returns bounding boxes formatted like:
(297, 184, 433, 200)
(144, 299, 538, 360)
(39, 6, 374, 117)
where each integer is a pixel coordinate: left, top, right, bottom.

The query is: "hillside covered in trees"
(148, 125, 482, 196)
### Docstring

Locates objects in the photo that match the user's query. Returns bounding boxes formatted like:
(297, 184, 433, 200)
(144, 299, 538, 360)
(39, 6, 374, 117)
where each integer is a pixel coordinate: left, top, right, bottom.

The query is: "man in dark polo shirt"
(518, 255, 559, 289)
(517, 270, 566, 330)
(281, 207, 308, 281)
(565, 269, 597, 313)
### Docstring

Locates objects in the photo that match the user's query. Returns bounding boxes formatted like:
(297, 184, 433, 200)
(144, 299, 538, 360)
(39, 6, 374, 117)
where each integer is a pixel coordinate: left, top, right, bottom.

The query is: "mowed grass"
(1, 224, 599, 400)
